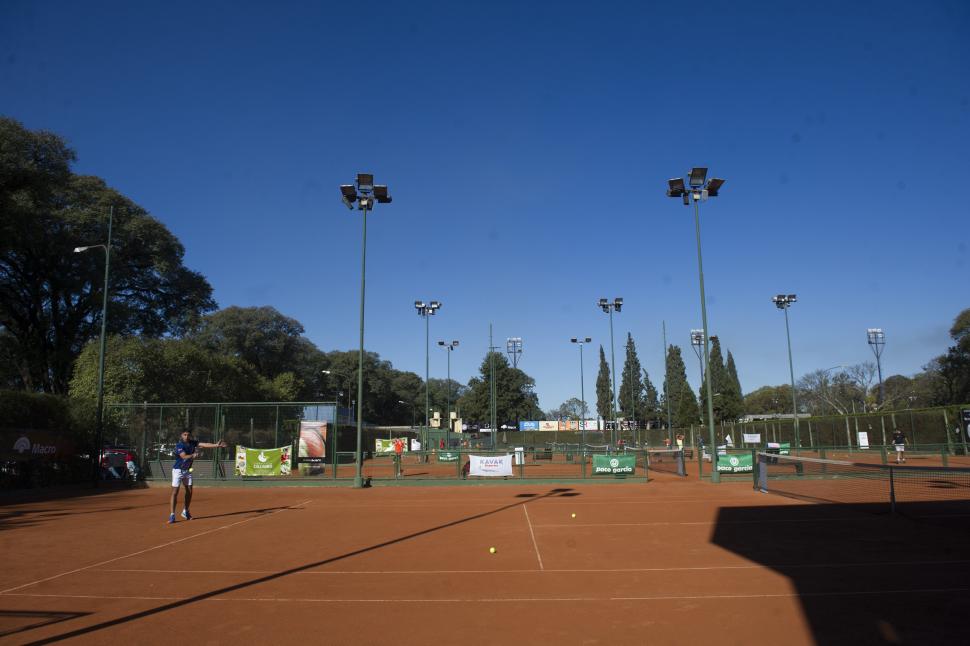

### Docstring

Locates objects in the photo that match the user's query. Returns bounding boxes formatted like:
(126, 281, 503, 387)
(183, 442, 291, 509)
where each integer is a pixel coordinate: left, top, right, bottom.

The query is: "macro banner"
(299, 421, 327, 475)
(592, 454, 636, 476)
(716, 452, 753, 473)
(468, 454, 513, 477)
(235, 446, 290, 476)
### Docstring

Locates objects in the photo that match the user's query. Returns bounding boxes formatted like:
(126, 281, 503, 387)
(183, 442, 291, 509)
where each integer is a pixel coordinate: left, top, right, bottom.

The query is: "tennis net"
(757, 452, 970, 515)
(645, 448, 686, 477)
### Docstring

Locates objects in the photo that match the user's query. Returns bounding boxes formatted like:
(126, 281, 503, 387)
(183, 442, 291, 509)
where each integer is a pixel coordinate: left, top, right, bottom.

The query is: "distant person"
(169, 431, 226, 524)
(393, 437, 405, 476)
(892, 429, 906, 463)
(676, 434, 684, 449)
(440, 438, 446, 450)
(664, 437, 672, 450)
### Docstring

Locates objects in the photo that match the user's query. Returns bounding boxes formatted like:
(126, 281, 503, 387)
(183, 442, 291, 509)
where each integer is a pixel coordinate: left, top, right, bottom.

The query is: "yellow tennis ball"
(489, 547, 496, 554)
(189, 468, 193, 473)
(571, 513, 576, 518)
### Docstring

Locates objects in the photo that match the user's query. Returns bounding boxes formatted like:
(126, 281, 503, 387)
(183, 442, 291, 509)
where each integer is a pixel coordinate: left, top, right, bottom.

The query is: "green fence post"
(751, 449, 758, 488)
(942, 445, 949, 467)
(880, 445, 887, 464)
(944, 409, 955, 456)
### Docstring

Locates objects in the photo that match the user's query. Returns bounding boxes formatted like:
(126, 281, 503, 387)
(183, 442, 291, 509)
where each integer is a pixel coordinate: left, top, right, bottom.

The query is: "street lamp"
(772, 294, 801, 448)
(397, 400, 416, 429)
(339, 173, 392, 488)
(667, 167, 724, 482)
(321, 370, 352, 421)
(437, 340, 459, 442)
(597, 298, 622, 447)
(415, 300, 442, 449)
(74, 205, 113, 487)
(570, 337, 592, 451)
(867, 328, 886, 407)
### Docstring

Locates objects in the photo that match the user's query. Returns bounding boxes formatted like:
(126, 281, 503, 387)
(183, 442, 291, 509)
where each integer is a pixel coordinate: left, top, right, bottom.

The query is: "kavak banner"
(235, 446, 291, 476)
(592, 454, 636, 476)
(468, 454, 513, 477)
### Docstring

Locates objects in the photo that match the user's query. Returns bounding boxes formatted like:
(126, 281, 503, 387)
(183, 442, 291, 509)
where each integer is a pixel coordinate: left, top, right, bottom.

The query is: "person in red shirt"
(393, 438, 405, 477)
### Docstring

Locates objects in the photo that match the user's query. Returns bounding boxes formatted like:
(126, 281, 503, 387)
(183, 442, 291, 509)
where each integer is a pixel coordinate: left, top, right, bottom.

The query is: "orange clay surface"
(1, 475, 968, 645)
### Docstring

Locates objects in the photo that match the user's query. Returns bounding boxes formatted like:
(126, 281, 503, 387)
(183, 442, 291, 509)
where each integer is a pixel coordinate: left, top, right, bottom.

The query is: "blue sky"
(2, 0, 968, 412)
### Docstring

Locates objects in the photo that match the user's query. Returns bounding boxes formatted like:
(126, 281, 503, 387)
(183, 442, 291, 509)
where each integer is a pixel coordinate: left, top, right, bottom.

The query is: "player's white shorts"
(894, 444, 905, 453)
(171, 468, 193, 487)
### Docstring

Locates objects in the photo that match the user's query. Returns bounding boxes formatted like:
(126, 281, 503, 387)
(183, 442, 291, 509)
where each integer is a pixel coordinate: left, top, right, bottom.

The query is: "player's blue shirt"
(173, 440, 199, 470)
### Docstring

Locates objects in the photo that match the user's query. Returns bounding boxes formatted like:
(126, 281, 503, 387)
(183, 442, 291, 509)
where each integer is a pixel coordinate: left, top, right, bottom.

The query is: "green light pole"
(437, 340, 459, 445)
(773, 295, 800, 447)
(597, 298, 622, 448)
(74, 205, 113, 487)
(340, 175, 392, 488)
(662, 321, 673, 445)
(667, 168, 725, 482)
(415, 301, 441, 450)
(570, 337, 592, 451)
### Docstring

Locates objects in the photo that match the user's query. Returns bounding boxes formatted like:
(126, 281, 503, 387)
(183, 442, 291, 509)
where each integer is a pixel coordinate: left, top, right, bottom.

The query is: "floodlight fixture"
(614, 297, 623, 312)
(339, 184, 358, 209)
(688, 167, 708, 188)
(415, 300, 425, 309)
(356, 173, 374, 192)
(690, 329, 704, 346)
(666, 177, 686, 197)
(706, 177, 725, 197)
(373, 185, 392, 203)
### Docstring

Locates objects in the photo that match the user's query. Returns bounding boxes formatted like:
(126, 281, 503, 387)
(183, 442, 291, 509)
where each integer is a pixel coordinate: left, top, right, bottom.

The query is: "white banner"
(857, 432, 870, 449)
(539, 421, 559, 432)
(468, 454, 513, 477)
(743, 433, 761, 444)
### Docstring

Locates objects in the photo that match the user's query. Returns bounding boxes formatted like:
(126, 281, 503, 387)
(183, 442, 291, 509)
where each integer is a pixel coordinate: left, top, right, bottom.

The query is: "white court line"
(0, 499, 311, 595)
(522, 505, 544, 570)
(100, 559, 970, 576)
(535, 516, 890, 528)
(7, 587, 970, 603)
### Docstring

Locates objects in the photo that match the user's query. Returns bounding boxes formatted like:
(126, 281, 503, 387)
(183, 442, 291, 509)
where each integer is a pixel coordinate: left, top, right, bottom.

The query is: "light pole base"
(353, 475, 364, 489)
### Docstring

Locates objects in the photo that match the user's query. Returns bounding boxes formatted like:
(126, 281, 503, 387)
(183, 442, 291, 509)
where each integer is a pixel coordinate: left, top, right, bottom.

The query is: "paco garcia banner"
(235, 446, 291, 476)
(592, 454, 636, 476)
(437, 451, 459, 462)
(716, 452, 753, 473)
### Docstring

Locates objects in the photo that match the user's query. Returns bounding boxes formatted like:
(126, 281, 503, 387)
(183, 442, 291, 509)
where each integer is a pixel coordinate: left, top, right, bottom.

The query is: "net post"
(751, 449, 759, 488)
(880, 445, 887, 465)
(941, 445, 949, 468)
(888, 465, 896, 515)
(677, 449, 686, 477)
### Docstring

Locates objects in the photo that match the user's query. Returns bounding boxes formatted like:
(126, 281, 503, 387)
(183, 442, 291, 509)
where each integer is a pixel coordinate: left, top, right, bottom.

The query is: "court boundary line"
(7, 586, 970, 603)
(0, 499, 312, 595)
(523, 505, 544, 570)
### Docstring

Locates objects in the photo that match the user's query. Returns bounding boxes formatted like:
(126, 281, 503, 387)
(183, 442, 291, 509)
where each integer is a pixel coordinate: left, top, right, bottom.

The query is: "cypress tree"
(643, 369, 660, 427)
(725, 351, 745, 420)
(618, 333, 644, 421)
(595, 345, 612, 422)
(700, 336, 730, 422)
(666, 344, 699, 428)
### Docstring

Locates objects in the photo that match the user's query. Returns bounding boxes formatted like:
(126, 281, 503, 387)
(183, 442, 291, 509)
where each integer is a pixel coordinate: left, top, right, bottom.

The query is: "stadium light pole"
(506, 337, 523, 368)
(570, 337, 592, 451)
(339, 174, 392, 488)
(437, 340, 459, 443)
(597, 298, 622, 447)
(416, 300, 441, 448)
(322, 370, 353, 422)
(662, 321, 673, 445)
(667, 168, 724, 482)
(689, 329, 706, 427)
(772, 294, 800, 448)
(397, 400, 416, 429)
(867, 328, 886, 407)
(74, 206, 113, 487)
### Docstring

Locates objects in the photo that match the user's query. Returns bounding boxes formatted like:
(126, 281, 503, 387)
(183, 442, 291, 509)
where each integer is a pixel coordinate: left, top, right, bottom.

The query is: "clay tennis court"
(2, 474, 968, 645)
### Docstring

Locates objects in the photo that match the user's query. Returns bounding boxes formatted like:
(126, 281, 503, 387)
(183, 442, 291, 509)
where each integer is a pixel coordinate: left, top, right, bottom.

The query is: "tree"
(642, 370, 661, 427)
(1, 117, 215, 393)
(926, 308, 970, 405)
(665, 345, 699, 428)
(595, 345, 611, 421)
(723, 351, 745, 420)
(549, 397, 585, 420)
(743, 385, 793, 414)
(457, 352, 542, 425)
(618, 333, 644, 421)
(699, 336, 738, 423)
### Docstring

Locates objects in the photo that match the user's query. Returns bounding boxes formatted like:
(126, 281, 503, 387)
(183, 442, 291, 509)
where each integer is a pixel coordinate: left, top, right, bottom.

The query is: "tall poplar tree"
(595, 345, 612, 421)
(642, 369, 660, 427)
(665, 344, 699, 428)
(700, 336, 731, 422)
(724, 351, 745, 420)
(618, 333, 644, 421)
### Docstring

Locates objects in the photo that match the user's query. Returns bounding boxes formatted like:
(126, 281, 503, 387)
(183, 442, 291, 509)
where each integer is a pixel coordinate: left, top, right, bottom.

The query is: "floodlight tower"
(667, 167, 725, 482)
(598, 298, 623, 446)
(415, 300, 442, 447)
(570, 337, 592, 449)
(867, 328, 886, 407)
(506, 337, 523, 368)
(689, 329, 706, 426)
(772, 294, 800, 447)
(437, 340, 459, 440)
(339, 173, 392, 488)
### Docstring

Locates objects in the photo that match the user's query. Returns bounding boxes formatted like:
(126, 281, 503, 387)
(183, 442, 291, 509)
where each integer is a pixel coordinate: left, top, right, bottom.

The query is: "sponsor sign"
(538, 421, 559, 432)
(766, 442, 791, 456)
(559, 420, 579, 431)
(716, 453, 753, 473)
(375, 439, 409, 454)
(857, 432, 870, 449)
(742, 433, 761, 444)
(592, 454, 636, 475)
(468, 454, 513, 477)
(519, 421, 540, 431)
(411, 439, 422, 452)
(298, 421, 327, 475)
(438, 451, 459, 462)
(581, 420, 601, 431)
(235, 446, 290, 476)
(4, 433, 63, 459)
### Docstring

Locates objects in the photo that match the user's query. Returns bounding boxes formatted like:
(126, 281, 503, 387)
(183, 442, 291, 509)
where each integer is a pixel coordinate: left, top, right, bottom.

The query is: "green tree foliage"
(595, 345, 611, 421)
(665, 345, 699, 428)
(0, 117, 215, 393)
(548, 397, 586, 420)
(927, 308, 970, 405)
(457, 352, 541, 425)
(618, 333, 644, 421)
(642, 370, 661, 427)
(724, 351, 745, 419)
(743, 385, 793, 415)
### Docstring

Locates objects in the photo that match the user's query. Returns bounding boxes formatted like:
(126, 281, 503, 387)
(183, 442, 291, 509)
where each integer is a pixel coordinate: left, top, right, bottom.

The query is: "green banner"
(592, 454, 636, 475)
(717, 453, 753, 473)
(236, 447, 284, 476)
(438, 451, 459, 462)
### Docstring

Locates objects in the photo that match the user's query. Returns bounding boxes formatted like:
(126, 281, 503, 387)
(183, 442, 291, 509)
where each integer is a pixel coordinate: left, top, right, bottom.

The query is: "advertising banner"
(742, 433, 761, 444)
(592, 454, 636, 475)
(468, 454, 513, 477)
(519, 421, 540, 431)
(766, 442, 791, 456)
(539, 421, 559, 432)
(375, 439, 408, 454)
(559, 420, 579, 431)
(298, 421, 327, 475)
(438, 451, 459, 462)
(235, 446, 291, 476)
(857, 432, 870, 449)
(581, 420, 601, 431)
(716, 452, 753, 473)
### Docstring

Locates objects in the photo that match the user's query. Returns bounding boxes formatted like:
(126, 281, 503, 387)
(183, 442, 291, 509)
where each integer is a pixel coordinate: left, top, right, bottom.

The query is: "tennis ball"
(189, 468, 194, 473)
(571, 513, 576, 518)
(489, 547, 496, 554)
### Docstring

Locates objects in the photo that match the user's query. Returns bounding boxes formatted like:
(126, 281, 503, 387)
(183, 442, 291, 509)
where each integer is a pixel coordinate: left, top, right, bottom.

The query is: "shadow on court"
(0, 610, 90, 638)
(20, 487, 579, 645)
(711, 501, 970, 645)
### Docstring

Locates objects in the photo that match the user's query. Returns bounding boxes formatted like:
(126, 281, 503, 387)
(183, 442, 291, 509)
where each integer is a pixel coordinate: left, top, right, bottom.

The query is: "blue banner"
(519, 421, 539, 431)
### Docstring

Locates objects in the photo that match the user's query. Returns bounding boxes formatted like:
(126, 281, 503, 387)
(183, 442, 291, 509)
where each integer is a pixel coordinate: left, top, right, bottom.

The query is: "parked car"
(101, 447, 140, 480)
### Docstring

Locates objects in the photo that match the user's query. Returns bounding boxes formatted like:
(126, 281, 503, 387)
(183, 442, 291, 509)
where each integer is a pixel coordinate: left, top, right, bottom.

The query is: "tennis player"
(169, 431, 226, 524)
(892, 429, 906, 463)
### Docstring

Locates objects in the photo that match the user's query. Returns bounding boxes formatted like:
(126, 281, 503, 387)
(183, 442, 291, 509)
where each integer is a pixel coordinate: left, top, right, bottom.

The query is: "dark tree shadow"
(0, 610, 89, 638)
